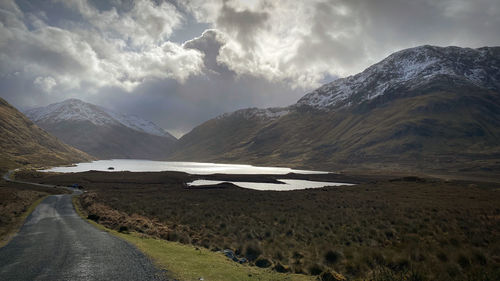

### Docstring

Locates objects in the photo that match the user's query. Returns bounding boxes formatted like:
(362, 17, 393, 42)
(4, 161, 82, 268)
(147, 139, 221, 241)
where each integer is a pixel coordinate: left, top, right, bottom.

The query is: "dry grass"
(19, 171, 500, 280)
(72, 197, 316, 281)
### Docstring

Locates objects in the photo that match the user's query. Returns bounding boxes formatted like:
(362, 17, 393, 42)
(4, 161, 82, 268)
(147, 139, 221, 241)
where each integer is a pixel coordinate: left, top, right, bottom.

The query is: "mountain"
(170, 45, 500, 177)
(0, 97, 93, 172)
(296, 45, 499, 110)
(25, 99, 177, 160)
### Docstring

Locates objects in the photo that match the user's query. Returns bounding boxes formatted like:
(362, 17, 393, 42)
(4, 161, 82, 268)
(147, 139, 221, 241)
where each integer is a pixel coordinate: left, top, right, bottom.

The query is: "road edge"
(1, 169, 75, 249)
(71, 196, 173, 280)
(71, 196, 315, 281)
(0, 195, 50, 248)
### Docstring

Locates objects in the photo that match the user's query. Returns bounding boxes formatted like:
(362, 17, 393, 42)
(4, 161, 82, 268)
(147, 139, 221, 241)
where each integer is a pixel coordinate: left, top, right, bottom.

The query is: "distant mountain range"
(25, 99, 177, 160)
(170, 45, 500, 176)
(0, 97, 92, 172)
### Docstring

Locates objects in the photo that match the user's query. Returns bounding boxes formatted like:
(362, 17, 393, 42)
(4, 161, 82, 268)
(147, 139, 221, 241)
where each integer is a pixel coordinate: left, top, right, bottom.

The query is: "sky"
(1, 0, 499, 137)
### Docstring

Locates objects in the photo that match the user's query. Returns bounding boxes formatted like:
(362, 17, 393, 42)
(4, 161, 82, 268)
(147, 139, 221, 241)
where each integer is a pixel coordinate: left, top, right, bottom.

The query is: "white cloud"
(59, 0, 183, 47)
(181, 0, 500, 89)
(34, 76, 57, 92)
(3, 0, 498, 96)
(0, 0, 203, 94)
(180, 0, 361, 88)
(1, 0, 500, 134)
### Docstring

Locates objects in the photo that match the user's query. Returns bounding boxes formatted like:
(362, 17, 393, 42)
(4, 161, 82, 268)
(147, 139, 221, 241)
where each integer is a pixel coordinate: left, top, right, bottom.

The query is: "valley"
(1, 0, 500, 280)
(170, 46, 500, 179)
(15, 169, 500, 281)
(1, 44, 499, 281)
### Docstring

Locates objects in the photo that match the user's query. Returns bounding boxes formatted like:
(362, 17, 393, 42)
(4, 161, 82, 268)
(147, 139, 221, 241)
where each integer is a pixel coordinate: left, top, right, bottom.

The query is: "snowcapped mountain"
(0, 97, 93, 170)
(105, 111, 173, 139)
(172, 45, 500, 176)
(216, 107, 290, 121)
(25, 99, 177, 159)
(297, 45, 500, 110)
(25, 99, 175, 140)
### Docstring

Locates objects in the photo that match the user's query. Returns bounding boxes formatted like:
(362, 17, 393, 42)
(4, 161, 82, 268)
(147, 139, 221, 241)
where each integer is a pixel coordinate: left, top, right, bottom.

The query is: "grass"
(0, 195, 48, 248)
(0, 179, 57, 247)
(72, 196, 315, 281)
(117, 234, 314, 281)
(24, 171, 500, 280)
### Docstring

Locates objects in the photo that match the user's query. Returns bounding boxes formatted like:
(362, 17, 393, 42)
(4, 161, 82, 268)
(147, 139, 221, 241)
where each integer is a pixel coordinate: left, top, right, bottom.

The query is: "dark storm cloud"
(216, 1, 269, 51)
(290, 1, 366, 71)
(1, 0, 499, 136)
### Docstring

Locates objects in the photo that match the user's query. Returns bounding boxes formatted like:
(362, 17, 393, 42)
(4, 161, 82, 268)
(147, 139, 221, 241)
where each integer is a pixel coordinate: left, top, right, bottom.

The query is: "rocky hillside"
(25, 99, 177, 160)
(0, 97, 93, 172)
(171, 46, 500, 177)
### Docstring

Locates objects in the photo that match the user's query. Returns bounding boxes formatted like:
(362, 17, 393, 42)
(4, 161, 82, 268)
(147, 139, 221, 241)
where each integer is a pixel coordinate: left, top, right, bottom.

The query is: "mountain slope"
(25, 99, 177, 160)
(174, 107, 289, 160)
(171, 45, 500, 176)
(297, 45, 500, 110)
(0, 97, 93, 172)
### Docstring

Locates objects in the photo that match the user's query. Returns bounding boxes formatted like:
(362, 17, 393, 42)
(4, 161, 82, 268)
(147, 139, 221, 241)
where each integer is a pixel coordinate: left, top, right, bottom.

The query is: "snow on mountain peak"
(105, 110, 175, 139)
(25, 99, 116, 126)
(297, 45, 500, 110)
(25, 99, 175, 139)
(216, 107, 290, 121)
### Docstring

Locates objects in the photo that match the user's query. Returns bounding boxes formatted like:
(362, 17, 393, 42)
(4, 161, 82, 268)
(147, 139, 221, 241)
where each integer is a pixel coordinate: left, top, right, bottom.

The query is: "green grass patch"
(72, 196, 313, 281)
(117, 233, 314, 281)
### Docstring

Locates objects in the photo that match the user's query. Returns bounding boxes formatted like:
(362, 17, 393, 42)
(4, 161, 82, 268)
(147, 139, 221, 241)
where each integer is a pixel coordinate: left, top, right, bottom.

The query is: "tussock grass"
(117, 234, 314, 281)
(25, 171, 500, 280)
(72, 196, 314, 281)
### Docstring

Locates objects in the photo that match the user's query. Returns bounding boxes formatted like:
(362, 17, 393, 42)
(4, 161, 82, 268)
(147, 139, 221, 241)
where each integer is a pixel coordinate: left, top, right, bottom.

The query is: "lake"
(41, 159, 329, 175)
(41, 159, 353, 191)
(188, 179, 353, 191)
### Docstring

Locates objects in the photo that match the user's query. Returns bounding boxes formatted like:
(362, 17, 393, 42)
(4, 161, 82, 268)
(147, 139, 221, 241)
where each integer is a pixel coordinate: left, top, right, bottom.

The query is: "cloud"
(4, 0, 498, 93)
(34, 76, 57, 92)
(216, 1, 269, 51)
(178, 0, 360, 88)
(1, 0, 499, 136)
(181, 0, 500, 89)
(58, 0, 183, 47)
(0, 0, 203, 95)
(183, 29, 234, 77)
(90, 73, 306, 136)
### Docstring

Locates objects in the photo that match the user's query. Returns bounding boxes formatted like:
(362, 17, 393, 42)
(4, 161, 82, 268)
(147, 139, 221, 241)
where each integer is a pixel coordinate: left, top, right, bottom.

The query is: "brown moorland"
(17, 170, 500, 280)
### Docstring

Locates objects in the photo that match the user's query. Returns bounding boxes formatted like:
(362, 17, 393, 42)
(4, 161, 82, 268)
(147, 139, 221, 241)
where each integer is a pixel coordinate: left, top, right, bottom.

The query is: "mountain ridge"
(296, 45, 500, 111)
(0, 97, 93, 172)
(170, 45, 500, 177)
(25, 99, 176, 140)
(25, 99, 177, 160)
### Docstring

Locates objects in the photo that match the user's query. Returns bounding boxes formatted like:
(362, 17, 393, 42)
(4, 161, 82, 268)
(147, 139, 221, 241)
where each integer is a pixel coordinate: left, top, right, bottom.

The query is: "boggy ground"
(17, 170, 500, 280)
